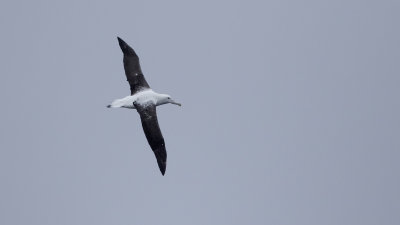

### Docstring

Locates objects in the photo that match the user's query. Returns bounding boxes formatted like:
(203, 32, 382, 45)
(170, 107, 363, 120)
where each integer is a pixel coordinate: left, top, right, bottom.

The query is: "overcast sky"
(0, 0, 399, 225)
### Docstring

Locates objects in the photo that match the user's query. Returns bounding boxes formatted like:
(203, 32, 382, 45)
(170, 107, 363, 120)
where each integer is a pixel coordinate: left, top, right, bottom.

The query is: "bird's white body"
(108, 89, 179, 109)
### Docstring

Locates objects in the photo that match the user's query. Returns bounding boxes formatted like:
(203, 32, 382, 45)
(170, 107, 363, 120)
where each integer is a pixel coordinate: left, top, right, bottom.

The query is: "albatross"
(107, 37, 181, 175)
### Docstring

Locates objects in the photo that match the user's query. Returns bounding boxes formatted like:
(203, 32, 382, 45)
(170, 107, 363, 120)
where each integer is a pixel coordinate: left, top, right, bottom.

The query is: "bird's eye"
(168, 97, 170, 99)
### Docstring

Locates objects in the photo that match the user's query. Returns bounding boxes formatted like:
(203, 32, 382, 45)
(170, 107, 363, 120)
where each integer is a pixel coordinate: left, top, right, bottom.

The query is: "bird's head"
(159, 94, 181, 106)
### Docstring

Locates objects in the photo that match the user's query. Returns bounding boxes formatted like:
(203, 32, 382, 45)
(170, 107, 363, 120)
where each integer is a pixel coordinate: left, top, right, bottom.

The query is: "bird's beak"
(171, 101, 182, 106)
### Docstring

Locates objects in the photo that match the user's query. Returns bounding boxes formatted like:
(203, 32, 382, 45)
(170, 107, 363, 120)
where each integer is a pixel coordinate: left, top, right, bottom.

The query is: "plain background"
(0, 0, 399, 224)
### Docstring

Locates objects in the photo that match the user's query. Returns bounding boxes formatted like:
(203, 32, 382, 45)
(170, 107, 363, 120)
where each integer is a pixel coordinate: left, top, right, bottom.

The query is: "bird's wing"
(117, 37, 150, 95)
(134, 102, 167, 175)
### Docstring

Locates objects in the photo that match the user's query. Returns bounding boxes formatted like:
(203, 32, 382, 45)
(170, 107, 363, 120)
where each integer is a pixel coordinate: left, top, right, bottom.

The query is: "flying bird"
(108, 37, 181, 175)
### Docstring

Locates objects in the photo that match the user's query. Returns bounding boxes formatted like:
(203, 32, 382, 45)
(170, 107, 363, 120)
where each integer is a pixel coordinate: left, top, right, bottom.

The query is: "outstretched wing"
(134, 102, 167, 175)
(117, 37, 150, 95)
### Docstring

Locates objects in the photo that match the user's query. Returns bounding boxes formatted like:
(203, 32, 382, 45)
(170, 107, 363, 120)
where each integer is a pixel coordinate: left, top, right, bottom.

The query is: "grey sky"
(0, 0, 399, 224)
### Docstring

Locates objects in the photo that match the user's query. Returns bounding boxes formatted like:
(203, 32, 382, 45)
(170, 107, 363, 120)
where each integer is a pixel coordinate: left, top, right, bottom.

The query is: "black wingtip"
(158, 161, 166, 176)
(117, 36, 136, 56)
(106, 105, 111, 108)
(155, 154, 166, 176)
(117, 36, 123, 43)
(117, 36, 126, 49)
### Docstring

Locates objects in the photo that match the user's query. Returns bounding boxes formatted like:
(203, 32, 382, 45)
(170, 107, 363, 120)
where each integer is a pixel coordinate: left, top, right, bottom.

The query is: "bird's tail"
(107, 99, 125, 108)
